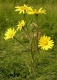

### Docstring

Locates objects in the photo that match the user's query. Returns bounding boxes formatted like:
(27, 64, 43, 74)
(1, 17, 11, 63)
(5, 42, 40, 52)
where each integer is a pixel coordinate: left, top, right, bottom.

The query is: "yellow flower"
(15, 4, 33, 14)
(38, 35, 54, 50)
(17, 20, 25, 31)
(4, 28, 16, 40)
(27, 8, 46, 15)
(27, 9, 38, 14)
(38, 8, 46, 14)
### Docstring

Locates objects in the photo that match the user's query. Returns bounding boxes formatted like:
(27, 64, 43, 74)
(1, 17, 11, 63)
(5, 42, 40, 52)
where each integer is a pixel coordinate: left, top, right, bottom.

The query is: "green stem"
(30, 41, 36, 80)
(13, 37, 28, 50)
(35, 15, 39, 52)
(30, 41, 34, 61)
(24, 14, 30, 40)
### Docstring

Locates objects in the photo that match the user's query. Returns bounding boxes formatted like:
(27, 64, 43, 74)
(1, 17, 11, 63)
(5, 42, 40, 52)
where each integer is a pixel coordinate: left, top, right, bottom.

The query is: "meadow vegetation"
(0, 0, 57, 80)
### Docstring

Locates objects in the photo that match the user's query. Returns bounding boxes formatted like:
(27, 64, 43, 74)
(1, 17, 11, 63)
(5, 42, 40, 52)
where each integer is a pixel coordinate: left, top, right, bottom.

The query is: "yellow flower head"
(4, 28, 16, 40)
(27, 9, 38, 14)
(27, 8, 46, 15)
(17, 20, 25, 31)
(38, 7, 46, 14)
(15, 4, 33, 14)
(38, 35, 54, 50)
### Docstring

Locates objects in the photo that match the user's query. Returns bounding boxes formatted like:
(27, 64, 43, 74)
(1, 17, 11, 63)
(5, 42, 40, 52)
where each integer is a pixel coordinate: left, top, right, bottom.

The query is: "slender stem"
(30, 41, 36, 80)
(30, 41, 34, 62)
(35, 14, 39, 52)
(24, 14, 30, 40)
(13, 37, 28, 50)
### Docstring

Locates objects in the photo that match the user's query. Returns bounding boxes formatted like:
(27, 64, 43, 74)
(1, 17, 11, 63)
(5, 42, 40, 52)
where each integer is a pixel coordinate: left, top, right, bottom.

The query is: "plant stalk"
(13, 37, 28, 50)
(24, 14, 31, 40)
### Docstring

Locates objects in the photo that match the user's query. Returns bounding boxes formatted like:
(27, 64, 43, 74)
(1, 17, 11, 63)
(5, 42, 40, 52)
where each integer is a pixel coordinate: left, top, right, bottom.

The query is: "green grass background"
(0, 0, 57, 80)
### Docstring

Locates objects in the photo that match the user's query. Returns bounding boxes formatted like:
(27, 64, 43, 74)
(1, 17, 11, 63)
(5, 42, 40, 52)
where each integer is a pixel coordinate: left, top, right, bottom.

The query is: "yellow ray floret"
(38, 35, 54, 50)
(17, 20, 25, 31)
(27, 8, 46, 15)
(38, 7, 46, 14)
(4, 28, 16, 40)
(15, 4, 33, 14)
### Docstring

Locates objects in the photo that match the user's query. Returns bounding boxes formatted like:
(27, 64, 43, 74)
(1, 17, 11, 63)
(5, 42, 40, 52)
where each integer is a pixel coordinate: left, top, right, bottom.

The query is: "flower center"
(43, 41, 48, 45)
(21, 6, 27, 10)
(9, 33, 13, 37)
